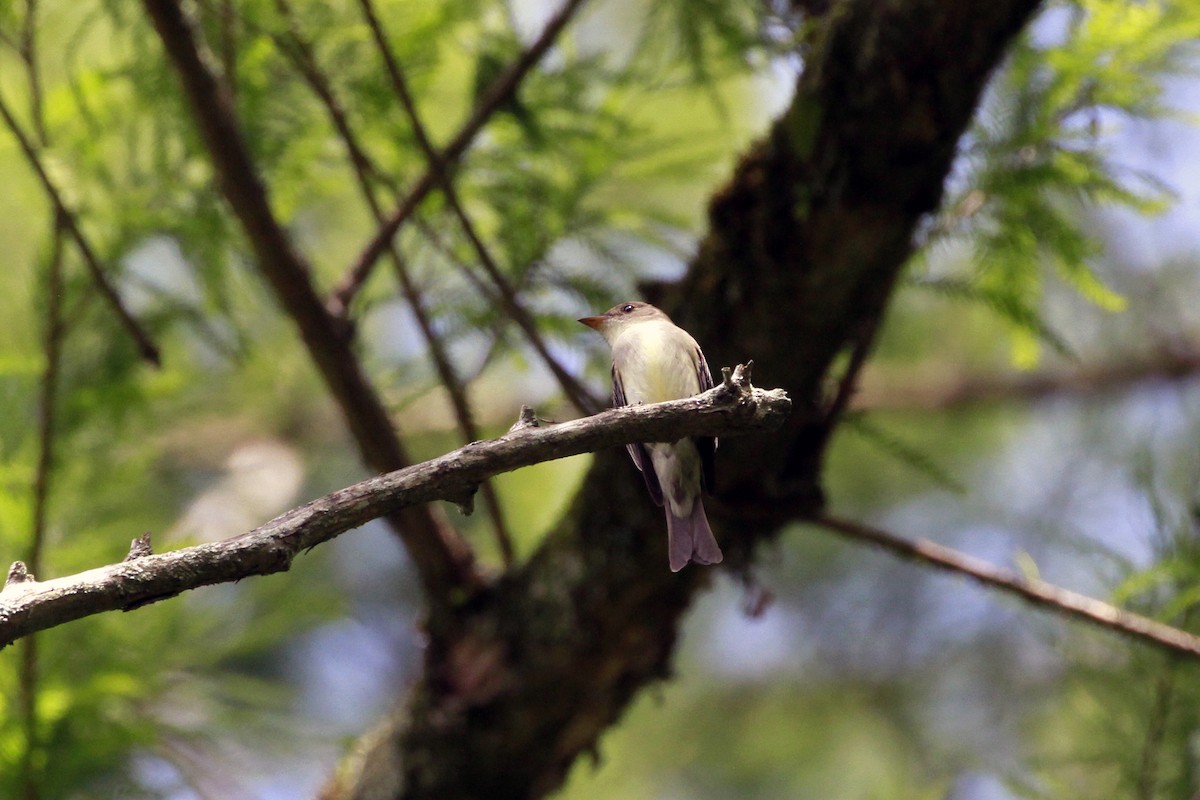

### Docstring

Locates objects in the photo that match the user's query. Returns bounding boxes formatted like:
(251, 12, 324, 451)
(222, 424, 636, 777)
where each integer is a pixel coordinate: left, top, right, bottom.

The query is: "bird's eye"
(622, 304, 635, 313)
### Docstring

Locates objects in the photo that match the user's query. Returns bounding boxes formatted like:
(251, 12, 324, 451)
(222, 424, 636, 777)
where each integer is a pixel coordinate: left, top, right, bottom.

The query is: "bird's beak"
(578, 316, 605, 330)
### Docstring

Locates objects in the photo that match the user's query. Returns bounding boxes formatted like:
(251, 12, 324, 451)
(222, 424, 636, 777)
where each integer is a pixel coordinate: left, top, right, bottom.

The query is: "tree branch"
(815, 515, 1200, 660)
(0, 90, 162, 367)
(272, 0, 517, 566)
(676, 0, 1046, 523)
(0, 372, 789, 647)
(21, 215, 64, 800)
(355, 0, 601, 416)
(139, 0, 478, 613)
(360, 4, 1051, 798)
(855, 346, 1200, 411)
(327, 0, 591, 316)
(20, 10, 60, 790)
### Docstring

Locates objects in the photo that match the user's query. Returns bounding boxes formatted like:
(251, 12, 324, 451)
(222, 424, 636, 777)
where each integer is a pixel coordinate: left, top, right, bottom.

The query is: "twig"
(0, 91, 162, 368)
(273, 0, 516, 565)
(18, 0, 45, 144)
(192, 0, 241, 100)
(0, 374, 790, 646)
(1136, 661, 1175, 800)
(815, 515, 1200, 660)
(413, 217, 510, 328)
(140, 0, 478, 605)
(28, 220, 64, 581)
(20, 218, 63, 800)
(18, 11, 63, 793)
(1137, 602, 1193, 800)
(854, 346, 1200, 411)
(217, 0, 240, 100)
(328, 0, 591, 315)
(820, 313, 883, 435)
(411, 215, 601, 417)
(355, 0, 600, 417)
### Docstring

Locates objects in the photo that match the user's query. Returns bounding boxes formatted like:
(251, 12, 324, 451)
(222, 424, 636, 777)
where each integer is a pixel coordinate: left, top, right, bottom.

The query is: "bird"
(579, 301, 722, 571)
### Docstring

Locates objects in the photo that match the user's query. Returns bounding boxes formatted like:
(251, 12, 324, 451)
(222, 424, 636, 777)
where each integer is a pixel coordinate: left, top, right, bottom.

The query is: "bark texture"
(0, 376, 785, 648)
(326, 1, 1047, 799)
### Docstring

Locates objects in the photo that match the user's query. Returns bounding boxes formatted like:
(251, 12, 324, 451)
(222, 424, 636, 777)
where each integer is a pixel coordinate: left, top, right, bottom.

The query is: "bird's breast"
(613, 323, 701, 404)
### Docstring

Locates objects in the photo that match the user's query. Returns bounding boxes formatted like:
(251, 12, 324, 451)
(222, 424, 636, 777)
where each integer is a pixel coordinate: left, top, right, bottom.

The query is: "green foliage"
(567, 678, 952, 800)
(908, 275, 1077, 360)
(916, 0, 1198, 367)
(840, 411, 968, 495)
(0, 0, 776, 795)
(3, 0, 1200, 797)
(637, 0, 765, 114)
(1018, 482, 1200, 799)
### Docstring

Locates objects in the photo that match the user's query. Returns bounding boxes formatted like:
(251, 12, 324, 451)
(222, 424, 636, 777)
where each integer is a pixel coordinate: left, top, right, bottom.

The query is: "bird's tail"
(666, 497, 723, 572)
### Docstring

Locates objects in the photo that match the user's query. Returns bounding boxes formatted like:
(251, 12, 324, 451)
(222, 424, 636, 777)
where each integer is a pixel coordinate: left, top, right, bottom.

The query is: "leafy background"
(2, 0, 1200, 797)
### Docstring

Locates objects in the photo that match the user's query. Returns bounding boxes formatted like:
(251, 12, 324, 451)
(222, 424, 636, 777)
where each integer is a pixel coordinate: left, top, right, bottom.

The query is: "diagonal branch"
(272, 0, 516, 565)
(816, 311, 888, 452)
(0, 374, 790, 648)
(370, 4, 1069, 797)
(139, 0, 477, 611)
(0, 90, 162, 367)
(815, 515, 1200, 659)
(356, 0, 601, 416)
(855, 346, 1200, 411)
(327, 0, 591, 317)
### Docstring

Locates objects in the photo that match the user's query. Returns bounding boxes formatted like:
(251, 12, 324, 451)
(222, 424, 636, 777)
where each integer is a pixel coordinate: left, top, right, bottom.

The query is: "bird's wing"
(613, 363, 663, 506)
(694, 346, 717, 494)
(696, 346, 714, 393)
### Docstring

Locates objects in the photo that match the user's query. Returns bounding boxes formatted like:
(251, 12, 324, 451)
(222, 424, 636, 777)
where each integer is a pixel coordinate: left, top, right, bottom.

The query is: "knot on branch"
(720, 361, 754, 391)
(708, 362, 791, 431)
(508, 405, 540, 433)
(449, 485, 479, 516)
(125, 532, 154, 561)
(5, 561, 34, 589)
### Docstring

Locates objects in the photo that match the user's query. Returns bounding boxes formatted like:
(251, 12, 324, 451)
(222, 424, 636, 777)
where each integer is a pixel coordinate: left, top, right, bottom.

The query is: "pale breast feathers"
(611, 321, 702, 405)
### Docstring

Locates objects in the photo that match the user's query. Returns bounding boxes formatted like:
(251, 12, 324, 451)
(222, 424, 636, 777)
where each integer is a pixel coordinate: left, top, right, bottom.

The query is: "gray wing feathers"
(696, 347, 714, 392)
(694, 346, 717, 494)
(613, 364, 664, 505)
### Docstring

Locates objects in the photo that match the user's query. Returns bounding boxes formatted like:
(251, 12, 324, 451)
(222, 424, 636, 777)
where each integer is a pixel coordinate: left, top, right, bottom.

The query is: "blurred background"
(2, 0, 1200, 798)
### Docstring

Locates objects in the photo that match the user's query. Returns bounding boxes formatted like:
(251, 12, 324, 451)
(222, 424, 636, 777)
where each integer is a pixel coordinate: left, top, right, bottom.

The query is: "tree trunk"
(325, 1, 1046, 798)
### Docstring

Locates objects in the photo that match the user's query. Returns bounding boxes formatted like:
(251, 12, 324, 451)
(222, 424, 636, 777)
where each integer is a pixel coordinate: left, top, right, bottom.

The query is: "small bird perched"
(579, 302, 722, 571)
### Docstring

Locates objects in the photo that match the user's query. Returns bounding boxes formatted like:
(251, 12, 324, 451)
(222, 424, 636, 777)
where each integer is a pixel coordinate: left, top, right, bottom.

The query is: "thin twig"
(815, 515, 1200, 660)
(28, 221, 63, 594)
(0, 376, 789, 647)
(21, 1, 59, 580)
(18, 0, 45, 144)
(412, 216, 517, 363)
(17, 11, 61, 794)
(328, 0, 591, 315)
(855, 346, 1200, 412)
(218, 0, 239, 100)
(354, 0, 599, 416)
(274, 0, 516, 565)
(1136, 603, 1193, 800)
(17, 637, 39, 800)
(0, 92, 162, 368)
(820, 313, 883, 433)
(19, 218, 64, 800)
(1136, 661, 1175, 800)
(192, 0, 242, 100)
(140, 0, 478, 605)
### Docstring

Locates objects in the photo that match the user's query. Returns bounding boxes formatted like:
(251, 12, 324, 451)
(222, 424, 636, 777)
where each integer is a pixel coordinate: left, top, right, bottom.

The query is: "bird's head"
(578, 301, 670, 344)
